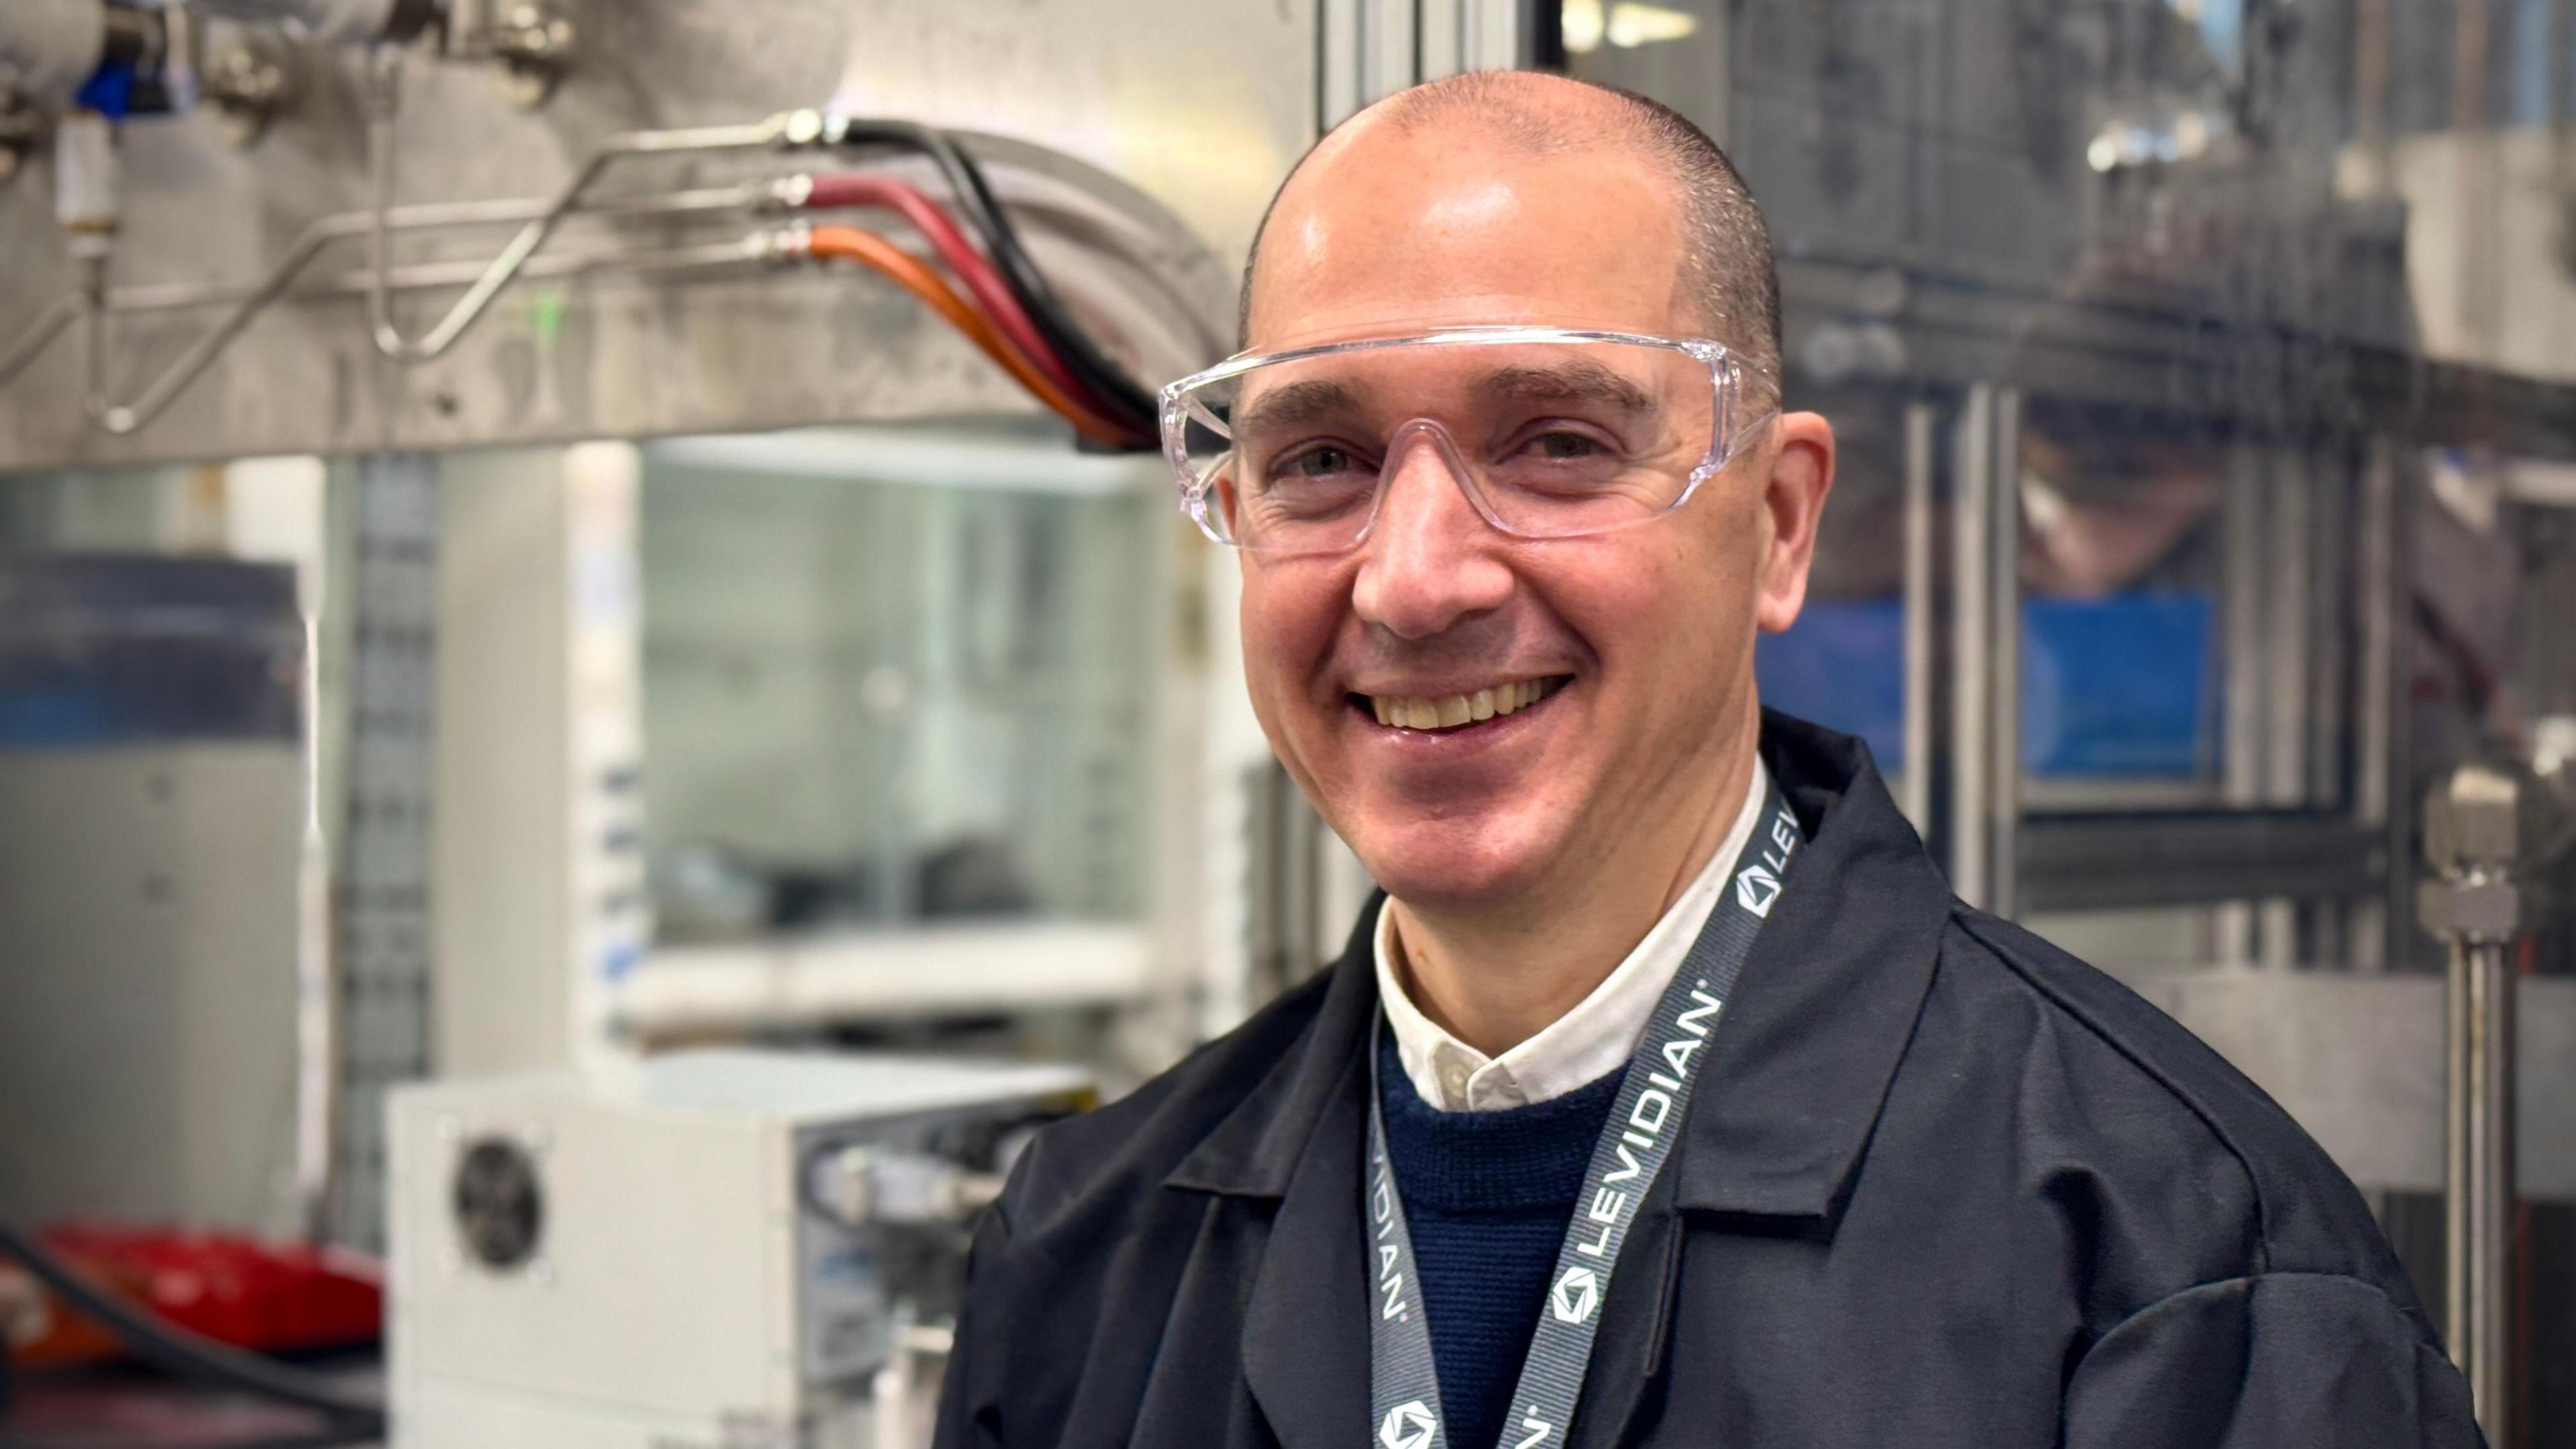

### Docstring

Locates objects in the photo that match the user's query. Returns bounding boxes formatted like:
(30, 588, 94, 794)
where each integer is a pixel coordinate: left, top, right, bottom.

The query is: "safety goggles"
(1161, 325, 1774, 556)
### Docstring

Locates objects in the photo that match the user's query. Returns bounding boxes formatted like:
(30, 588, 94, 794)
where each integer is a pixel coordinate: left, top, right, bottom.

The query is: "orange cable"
(802, 225, 1136, 447)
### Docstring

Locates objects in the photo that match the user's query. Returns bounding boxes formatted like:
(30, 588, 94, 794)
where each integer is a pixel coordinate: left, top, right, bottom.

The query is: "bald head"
(1240, 71, 1780, 400)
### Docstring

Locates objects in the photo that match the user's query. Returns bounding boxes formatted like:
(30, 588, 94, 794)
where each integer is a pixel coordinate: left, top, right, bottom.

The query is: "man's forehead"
(1242, 123, 1692, 352)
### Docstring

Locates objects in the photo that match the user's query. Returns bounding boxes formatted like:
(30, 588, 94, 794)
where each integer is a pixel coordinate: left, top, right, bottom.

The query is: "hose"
(800, 225, 1137, 447)
(0, 1226, 384, 1433)
(822, 118, 1160, 436)
(791, 173, 1102, 416)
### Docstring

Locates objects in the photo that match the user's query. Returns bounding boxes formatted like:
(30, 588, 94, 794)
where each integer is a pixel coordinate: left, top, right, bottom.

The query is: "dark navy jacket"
(934, 714, 2482, 1449)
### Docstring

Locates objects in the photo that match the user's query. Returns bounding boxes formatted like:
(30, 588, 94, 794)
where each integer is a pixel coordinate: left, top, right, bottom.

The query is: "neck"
(1386, 715, 1760, 1059)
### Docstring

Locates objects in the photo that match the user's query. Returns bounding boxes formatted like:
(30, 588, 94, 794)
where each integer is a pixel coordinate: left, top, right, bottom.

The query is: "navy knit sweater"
(1377, 1031, 1627, 1449)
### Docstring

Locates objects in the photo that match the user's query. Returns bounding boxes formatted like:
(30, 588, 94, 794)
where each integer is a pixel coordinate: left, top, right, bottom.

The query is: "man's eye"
(1521, 431, 1609, 462)
(1272, 445, 1364, 481)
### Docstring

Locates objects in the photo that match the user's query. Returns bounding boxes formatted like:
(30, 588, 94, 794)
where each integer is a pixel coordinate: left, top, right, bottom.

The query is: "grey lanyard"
(1366, 779, 1799, 1449)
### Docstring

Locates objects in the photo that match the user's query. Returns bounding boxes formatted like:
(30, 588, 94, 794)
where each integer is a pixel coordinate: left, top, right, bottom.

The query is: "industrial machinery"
(386, 1049, 1090, 1449)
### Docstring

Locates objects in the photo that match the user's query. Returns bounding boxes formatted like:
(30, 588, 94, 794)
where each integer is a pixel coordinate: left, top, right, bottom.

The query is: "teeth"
(1367, 678, 1560, 730)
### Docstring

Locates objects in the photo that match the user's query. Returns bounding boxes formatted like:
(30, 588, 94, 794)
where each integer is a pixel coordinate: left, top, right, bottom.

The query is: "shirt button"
(1439, 1060, 1472, 1105)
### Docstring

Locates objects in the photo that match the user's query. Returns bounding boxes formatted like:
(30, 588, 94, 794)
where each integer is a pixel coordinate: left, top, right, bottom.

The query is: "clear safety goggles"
(1161, 326, 1774, 556)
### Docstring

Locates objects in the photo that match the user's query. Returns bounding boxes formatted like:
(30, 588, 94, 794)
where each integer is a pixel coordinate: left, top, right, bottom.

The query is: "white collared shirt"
(1373, 759, 1772, 1112)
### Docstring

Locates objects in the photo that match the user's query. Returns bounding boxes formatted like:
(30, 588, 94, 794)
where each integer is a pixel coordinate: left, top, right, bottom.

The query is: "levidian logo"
(1380, 1401, 1437, 1449)
(1733, 863, 1780, 917)
(1733, 799, 1800, 918)
(1550, 1265, 1601, 1324)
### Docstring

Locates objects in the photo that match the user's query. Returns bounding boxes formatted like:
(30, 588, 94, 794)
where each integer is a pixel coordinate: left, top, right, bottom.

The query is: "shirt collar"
(1373, 758, 1772, 1112)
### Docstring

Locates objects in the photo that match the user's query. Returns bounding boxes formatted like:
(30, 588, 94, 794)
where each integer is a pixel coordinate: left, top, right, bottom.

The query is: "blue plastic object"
(1754, 592, 2218, 780)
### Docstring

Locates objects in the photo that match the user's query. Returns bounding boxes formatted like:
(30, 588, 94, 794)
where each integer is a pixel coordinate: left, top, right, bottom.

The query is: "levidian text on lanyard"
(1366, 779, 1803, 1449)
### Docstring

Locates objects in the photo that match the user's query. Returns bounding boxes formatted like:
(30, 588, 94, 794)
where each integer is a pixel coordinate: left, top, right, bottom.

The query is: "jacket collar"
(1165, 712, 1950, 1225)
(1668, 712, 1949, 1218)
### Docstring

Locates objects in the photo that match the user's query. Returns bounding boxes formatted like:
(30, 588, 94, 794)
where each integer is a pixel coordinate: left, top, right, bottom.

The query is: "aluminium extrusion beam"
(2017, 810, 2390, 914)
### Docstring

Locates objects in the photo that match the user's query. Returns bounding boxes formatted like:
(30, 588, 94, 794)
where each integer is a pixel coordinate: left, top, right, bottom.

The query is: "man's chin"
(1348, 818, 1564, 919)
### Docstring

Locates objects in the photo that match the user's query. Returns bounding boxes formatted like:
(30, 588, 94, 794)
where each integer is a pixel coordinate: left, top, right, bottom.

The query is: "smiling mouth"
(1354, 676, 1572, 732)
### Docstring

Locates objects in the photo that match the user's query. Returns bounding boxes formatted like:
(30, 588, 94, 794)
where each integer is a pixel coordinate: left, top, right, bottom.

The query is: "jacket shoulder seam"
(1949, 909, 2276, 1272)
(2088, 1269, 2436, 1350)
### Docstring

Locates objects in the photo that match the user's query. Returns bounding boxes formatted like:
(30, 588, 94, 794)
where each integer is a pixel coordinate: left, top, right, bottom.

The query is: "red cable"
(802, 225, 1135, 447)
(795, 172, 1114, 422)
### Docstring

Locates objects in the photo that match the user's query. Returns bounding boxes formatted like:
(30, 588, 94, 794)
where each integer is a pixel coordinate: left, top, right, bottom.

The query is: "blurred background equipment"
(0, 555, 308, 1238)
(386, 1050, 1088, 1449)
(2, 0, 2575, 1445)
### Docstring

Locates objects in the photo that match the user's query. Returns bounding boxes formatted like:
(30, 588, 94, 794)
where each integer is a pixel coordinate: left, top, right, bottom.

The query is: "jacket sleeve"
(2062, 1273, 2485, 1449)
(931, 1191, 1017, 1449)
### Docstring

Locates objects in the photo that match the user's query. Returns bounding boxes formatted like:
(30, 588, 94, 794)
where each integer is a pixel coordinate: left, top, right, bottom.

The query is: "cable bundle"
(783, 123, 1167, 450)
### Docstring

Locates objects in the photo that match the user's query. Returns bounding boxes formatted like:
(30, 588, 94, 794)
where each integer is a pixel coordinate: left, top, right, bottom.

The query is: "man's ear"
(1754, 411, 1835, 635)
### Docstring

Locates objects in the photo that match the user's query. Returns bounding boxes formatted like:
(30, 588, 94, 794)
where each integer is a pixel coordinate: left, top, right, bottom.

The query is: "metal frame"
(328, 451, 440, 1250)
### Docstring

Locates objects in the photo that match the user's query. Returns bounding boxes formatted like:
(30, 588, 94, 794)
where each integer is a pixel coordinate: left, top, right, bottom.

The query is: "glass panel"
(638, 425, 1163, 941)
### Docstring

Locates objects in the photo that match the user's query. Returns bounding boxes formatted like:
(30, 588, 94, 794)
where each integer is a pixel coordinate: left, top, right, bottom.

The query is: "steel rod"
(2445, 938, 2515, 1446)
(1899, 402, 1935, 835)
(1949, 385, 1994, 908)
(1988, 387, 2022, 917)
(43, 186, 768, 433)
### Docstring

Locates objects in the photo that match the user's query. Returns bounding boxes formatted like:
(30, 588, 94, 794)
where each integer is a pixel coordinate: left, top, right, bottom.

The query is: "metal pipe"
(2445, 937, 2514, 1446)
(1900, 401, 1935, 835)
(39, 184, 765, 429)
(1988, 388, 2022, 918)
(2420, 760, 2548, 1446)
(0, 297, 75, 386)
(362, 52, 786, 364)
(83, 237, 772, 433)
(1949, 385, 1994, 908)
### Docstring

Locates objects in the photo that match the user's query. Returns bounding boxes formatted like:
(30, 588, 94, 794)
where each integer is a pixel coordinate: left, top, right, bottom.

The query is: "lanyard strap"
(1367, 779, 1801, 1449)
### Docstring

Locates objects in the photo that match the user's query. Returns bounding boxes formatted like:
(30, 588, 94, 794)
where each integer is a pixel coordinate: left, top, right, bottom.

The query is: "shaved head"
(1240, 70, 1781, 401)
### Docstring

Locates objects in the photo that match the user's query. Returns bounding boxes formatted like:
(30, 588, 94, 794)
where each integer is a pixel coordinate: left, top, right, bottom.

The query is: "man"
(934, 72, 2479, 1449)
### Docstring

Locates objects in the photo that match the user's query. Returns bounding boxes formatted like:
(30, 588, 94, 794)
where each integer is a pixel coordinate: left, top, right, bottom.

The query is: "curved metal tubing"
(25, 186, 763, 434)
(363, 62, 786, 365)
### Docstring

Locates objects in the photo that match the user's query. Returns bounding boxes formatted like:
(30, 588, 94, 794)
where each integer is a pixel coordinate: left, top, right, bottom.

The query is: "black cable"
(0, 1227, 384, 1433)
(0, 1424, 380, 1449)
(826, 118, 1162, 437)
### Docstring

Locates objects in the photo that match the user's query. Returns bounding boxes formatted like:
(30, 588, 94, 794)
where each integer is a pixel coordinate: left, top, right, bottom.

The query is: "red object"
(796, 172, 1129, 430)
(7, 1224, 382, 1371)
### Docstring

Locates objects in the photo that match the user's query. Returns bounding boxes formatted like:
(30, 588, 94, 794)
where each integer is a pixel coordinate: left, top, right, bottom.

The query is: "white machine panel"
(388, 1049, 1089, 1449)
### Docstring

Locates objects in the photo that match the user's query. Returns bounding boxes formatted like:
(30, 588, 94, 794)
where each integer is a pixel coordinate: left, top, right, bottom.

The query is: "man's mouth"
(1355, 675, 1572, 732)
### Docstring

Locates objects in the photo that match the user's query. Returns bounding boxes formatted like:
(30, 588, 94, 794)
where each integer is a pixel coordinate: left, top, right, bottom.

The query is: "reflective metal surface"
(0, 0, 1299, 470)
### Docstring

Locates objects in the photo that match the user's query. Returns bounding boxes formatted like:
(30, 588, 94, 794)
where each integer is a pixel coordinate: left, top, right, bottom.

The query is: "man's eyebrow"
(1230, 378, 1365, 437)
(1473, 362, 1660, 415)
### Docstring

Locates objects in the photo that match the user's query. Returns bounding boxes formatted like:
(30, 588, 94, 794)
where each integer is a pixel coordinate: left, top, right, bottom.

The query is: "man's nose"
(1350, 433, 1515, 640)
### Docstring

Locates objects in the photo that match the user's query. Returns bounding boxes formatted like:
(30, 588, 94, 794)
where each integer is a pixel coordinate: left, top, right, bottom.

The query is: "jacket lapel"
(1167, 912, 1385, 1449)
(1237, 1040, 1371, 1449)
